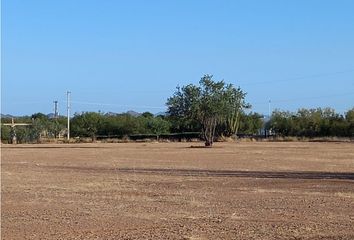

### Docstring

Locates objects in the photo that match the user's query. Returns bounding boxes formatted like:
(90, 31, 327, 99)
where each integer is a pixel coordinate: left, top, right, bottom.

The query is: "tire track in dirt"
(34, 164, 354, 180)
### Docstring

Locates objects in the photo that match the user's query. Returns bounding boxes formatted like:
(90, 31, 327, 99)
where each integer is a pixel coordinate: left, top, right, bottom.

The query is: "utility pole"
(53, 100, 59, 119)
(268, 99, 271, 118)
(67, 91, 71, 140)
(3, 118, 31, 144)
(267, 99, 272, 138)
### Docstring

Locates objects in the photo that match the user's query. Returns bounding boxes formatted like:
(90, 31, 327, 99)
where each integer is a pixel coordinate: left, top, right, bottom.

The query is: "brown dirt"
(1, 142, 354, 239)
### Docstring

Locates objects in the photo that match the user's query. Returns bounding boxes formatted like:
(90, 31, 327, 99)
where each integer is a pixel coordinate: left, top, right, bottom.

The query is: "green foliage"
(26, 114, 66, 141)
(268, 107, 353, 137)
(141, 112, 154, 118)
(1, 116, 47, 143)
(225, 89, 249, 137)
(3, 106, 353, 144)
(31, 112, 49, 121)
(28, 119, 44, 142)
(14, 126, 29, 143)
(70, 112, 172, 141)
(166, 83, 201, 133)
(346, 108, 354, 123)
(238, 112, 264, 135)
(345, 108, 354, 136)
(1, 125, 11, 143)
(48, 117, 66, 138)
(147, 116, 171, 140)
(167, 74, 248, 146)
(71, 112, 103, 141)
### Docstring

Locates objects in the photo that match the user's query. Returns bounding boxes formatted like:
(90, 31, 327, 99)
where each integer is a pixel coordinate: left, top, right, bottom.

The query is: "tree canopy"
(167, 74, 248, 146)
(267, 108, 354, 137)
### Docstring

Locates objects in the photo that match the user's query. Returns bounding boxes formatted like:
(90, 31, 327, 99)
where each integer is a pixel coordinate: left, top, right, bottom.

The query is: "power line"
(70, 101, 166, 110)
(273, 92, 354, 103)
(252, 92, 354, 106)
(239, 69, 354, 86)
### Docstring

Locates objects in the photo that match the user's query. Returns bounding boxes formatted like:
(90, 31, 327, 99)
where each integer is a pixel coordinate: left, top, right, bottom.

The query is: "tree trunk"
(202, 118, 216, 147)
(205, 140, 213, 147)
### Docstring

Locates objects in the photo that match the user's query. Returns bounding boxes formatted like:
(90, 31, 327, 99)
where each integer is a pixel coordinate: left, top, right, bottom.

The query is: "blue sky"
(2, 0, 354, 116)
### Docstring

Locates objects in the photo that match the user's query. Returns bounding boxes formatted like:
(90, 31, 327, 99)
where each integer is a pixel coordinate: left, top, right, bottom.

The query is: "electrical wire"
(238, 69, 354, 86)
(251, 92, 354, 105)
(69, 101, 166, 109)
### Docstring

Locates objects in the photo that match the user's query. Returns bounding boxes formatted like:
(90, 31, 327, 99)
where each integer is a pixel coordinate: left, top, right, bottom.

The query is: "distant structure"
(67, 91, 71, 140)
(53, 100, 59, 119)
(3, 118, 32, 144)
(268, 99, 271, 117)
(261, 116, 272, 137)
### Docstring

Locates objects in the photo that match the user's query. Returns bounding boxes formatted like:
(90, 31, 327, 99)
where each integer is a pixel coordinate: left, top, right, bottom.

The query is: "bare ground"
(1, 142, 354, 239)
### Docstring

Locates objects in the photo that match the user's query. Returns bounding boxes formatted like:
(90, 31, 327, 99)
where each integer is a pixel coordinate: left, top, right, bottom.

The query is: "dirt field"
(1, 142, 354, 239)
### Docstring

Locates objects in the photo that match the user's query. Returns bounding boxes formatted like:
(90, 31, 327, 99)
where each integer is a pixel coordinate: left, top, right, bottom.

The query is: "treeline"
(2, 108, 354, 143)
(268, 108, 354, 137)
(0, 111, 264, 143)
(71, 112, 170, 141)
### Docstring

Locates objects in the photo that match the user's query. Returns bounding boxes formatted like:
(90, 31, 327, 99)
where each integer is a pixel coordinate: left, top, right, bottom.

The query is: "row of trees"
(1, 111, 262, 144)
(71, 112, 171, 141)
(268, 108, 354, 137)
(0, 112, 171, 143)
(2, 75, 353, 145)
(1, 75, 257, 146)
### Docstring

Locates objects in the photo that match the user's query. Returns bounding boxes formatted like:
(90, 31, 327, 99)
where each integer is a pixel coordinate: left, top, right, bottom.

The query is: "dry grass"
(1, 142, 354, 239)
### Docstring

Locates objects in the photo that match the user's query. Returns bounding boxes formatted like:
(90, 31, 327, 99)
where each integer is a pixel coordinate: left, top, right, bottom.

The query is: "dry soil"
(1, 142, 354, 239)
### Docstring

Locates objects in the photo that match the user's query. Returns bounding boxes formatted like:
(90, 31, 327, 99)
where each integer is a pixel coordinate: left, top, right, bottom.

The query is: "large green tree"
(167, 74, 247, 146)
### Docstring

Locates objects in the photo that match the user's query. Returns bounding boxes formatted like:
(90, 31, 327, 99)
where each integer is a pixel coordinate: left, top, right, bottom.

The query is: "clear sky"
(2, 0, 354, 116)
